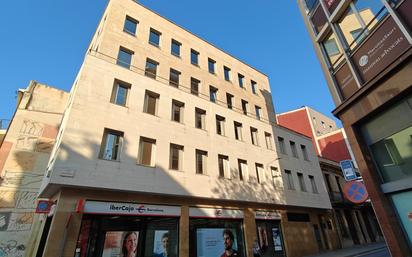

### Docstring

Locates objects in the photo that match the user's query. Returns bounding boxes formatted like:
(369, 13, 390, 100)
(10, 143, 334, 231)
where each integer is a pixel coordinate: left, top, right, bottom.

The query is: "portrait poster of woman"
(102, 231, 139, 257)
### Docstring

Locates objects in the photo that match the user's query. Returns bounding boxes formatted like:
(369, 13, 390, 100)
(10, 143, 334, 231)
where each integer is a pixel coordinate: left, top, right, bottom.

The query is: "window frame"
(216, 115, 226, 136)
(223, 66, 231, 81)
(144, 58, 158, 79)
(171, 99, 185, 123)
(250, 127, 259, 146)
(116, 47, 133, 69)
(143, 90, 160, 116)
(169, 68, 181, 88)
(195, 108, 206, 130)
(171, 39, 181, 57)
(99, 128, 124, 161)
(170, 143, 184, 171)
(208, 58, 216, 74)
(123, 15, 138, 36)
(195, 149, 208, 175)
(110, 79, 131, 107)
(191, 49, 199, 66)
(149, 28, 161, 47)
(137, 137, 156, 167)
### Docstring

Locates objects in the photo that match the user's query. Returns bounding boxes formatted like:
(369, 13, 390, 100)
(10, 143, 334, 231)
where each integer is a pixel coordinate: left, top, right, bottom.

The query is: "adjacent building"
(0, 81, 68, 257)
(13, 1, 339, 257)
(297, 0, 412, 255)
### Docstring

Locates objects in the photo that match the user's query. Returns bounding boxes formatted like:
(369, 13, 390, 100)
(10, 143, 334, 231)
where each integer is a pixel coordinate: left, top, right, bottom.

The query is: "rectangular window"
(144, 90, 159, 115)
(226, 93, 233, 109)
(124, 16, 138, 35)
(271, 167, 280, 187)
(209, 86, 218, 103)
(278, 137, 286, 154)
(170, 143, 184, 171)
(99, 129, 123, 161)
(110, 80, 131, 106)
(195, 108, 206, 130)
(171, 100, 184, 123)
(234, 122, 243, 141)
(191, 49, 199, 65)
(138, 137, 156, 166)
(256, 163, 265, 184)
(238, 159, 248, 181)
(169, 68, 180, 87)
(290, 141, 298, 158)
(255, 106, 262, 120)
(196, 149, 207, 175)
(145, 58, 158, 79)
(208, 58, 215, 74)
(301, 145, 309, 161)
(218, 154, 230, 178)
(216, 115, 226, 136)
(241, 100, 248, 115)
(117, 47, 133, 68)
(285, 170, 295, 190)
(265, 132, 273, 150)
(250, 127, 258, 146)
(224, 66, 231, 81)
(238, 74, 244, 88)
(297, 172, 307, 192)
(251, 80, 257, 94)
(190, 77, 200, 96)
(149, 28, 161, 46)
(171, 39, 181, 56)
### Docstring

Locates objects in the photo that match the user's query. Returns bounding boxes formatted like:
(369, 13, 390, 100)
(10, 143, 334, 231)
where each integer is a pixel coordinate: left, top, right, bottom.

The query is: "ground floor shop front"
(31, 188, 337, 257)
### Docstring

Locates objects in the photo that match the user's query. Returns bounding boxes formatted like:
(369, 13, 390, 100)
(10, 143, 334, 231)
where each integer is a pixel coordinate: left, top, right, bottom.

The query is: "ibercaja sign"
(352, 16, 411, 84)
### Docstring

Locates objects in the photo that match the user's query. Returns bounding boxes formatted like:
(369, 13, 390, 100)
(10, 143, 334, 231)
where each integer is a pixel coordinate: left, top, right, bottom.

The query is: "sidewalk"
(303, 242, 387, 257)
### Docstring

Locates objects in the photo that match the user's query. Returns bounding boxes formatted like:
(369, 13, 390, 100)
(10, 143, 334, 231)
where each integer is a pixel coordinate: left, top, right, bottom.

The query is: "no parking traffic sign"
(343, 181, 369, 204)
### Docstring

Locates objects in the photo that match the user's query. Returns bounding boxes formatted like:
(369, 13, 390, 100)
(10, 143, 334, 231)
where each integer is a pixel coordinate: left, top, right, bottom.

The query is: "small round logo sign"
(343, 181, 369, 204)
(359, 55, 369, 67)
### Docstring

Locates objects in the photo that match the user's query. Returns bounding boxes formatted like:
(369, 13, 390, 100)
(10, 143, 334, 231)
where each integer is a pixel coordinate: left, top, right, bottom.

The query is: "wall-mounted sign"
(352, 16, 411, 83)
(343, 181, 369, 204)
(255, 211, 281, 220)
(340, 160, 358, 181)
(334, 62, 358, 100)
(78, 200, 181, 217)
(35, 200, 54, 214)
(189, 207, 244, 219)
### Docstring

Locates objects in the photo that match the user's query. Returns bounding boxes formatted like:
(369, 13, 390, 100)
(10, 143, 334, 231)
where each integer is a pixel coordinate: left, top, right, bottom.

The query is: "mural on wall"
(0, 119, 58, 257)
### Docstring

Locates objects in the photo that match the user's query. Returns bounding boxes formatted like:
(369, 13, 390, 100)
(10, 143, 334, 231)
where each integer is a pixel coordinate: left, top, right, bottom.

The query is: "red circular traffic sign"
(343, 181, 369, 204)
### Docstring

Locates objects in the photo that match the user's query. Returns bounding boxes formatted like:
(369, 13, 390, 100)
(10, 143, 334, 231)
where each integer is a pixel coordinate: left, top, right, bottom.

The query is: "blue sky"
(0, 0, 337, 124)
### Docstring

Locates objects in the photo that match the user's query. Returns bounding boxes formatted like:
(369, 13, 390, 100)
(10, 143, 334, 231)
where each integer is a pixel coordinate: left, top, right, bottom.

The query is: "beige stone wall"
(0, 81, 68, 257)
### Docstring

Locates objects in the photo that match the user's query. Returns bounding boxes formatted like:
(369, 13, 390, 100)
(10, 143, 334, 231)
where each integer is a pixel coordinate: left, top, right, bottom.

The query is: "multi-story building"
(0, 81, 68, 257)
(22, 1, 336, 257)
(277, 106, 383, 248)
(297, 0, 412, 256)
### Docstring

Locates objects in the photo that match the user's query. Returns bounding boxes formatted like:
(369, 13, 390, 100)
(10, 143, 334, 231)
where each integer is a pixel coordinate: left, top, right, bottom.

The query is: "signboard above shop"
(189, 207, 244, 219)
(77, 200, 181, 217)
(255, 211, 281, 220)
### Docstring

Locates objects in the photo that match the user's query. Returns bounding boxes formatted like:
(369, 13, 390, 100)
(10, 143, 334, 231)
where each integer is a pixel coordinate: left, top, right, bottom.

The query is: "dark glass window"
(251, 80, 257, 94)
(117, 47, 133, 69)
(226, 93, 233, 109)
(149, 28, 161, 46)
(124, 16, 138, 35)
(145, 58, 158, 79)
(208, 58, 215, 74)
(209, 86, 218, 103)
(241, 100, 248, 115)
(110, 80, 131, 106)
(171, 100, 184, 123)
(171, 39, 181, 56)
(191, 77, 200, 96)
(144, 90, 159, 115)
(196, 149, 207, 174)
(238, 74, 244, 88)
(195, 108, 206, 130)
(191, 49, 199, 65)
(169, 68, 180, 87)
(224, 66, 231, 81)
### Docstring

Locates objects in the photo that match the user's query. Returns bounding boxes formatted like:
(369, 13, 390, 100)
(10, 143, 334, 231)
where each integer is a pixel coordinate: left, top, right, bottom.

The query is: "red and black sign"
(35, 200, 54, 214)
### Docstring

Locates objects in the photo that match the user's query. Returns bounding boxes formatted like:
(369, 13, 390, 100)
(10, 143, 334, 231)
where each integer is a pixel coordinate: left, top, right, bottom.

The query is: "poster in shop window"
(272, 228, 282, 251)
(153, 230, 175, 257)
(103, 231, 139, 257)
(196, 228, 239, 257)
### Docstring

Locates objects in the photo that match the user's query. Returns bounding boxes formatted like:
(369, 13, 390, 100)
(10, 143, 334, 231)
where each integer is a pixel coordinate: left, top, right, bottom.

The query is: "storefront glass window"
(338, 0, 387, 50)
(75, 216, 179, 257)
(390, 191, 412, 245)
(189, 219, 245, 257)
(256, 220, 285, 257)
(361, 95, 412, 183)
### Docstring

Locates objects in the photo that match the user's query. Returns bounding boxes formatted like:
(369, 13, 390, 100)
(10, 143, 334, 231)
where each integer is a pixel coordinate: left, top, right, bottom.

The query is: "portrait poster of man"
(196, 228, 239, 257)
(153, 230, 175, 257)
(102, 231, 139, 257)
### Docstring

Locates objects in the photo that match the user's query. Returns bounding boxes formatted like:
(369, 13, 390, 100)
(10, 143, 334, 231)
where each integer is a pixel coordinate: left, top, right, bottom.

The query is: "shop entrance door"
(256, 220, 285, 257)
